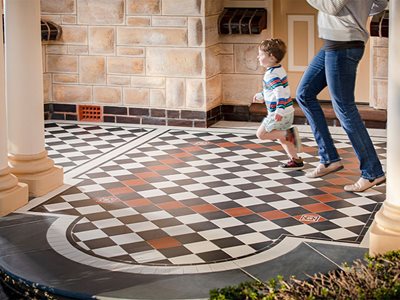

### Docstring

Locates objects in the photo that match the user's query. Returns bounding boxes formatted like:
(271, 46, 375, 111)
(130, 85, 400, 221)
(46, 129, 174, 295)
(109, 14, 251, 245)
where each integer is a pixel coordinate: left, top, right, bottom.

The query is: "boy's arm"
(306, 0, 349, 16)
(370, 0, 388, 16)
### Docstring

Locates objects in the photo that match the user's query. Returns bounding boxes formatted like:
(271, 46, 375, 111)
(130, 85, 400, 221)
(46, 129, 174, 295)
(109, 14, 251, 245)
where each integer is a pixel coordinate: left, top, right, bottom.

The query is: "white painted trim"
(288, 15, 315, 72)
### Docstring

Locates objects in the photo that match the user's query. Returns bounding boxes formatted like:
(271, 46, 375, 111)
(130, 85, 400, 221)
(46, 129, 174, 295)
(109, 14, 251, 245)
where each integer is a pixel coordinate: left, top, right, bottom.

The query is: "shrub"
(210, 250, 400, 300)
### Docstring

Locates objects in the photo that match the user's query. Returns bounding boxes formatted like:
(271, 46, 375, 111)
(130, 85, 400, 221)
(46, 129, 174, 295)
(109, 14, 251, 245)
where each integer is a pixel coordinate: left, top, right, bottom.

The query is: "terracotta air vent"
(78, 105, 102, 122)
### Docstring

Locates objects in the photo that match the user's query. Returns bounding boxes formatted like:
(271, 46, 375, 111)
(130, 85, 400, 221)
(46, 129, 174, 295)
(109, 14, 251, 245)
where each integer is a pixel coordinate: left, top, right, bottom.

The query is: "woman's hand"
(274, 114, 283, 121)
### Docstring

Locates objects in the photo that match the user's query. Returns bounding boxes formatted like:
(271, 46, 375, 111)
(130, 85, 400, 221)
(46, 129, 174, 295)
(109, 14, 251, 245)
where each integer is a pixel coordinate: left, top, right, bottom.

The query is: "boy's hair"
(259, 39, 286, 63)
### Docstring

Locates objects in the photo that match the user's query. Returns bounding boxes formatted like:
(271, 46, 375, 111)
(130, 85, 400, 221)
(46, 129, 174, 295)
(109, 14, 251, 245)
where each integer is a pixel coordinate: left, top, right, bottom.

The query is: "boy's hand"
(252, 94, 264, 103)
(274, 114, 283, 121)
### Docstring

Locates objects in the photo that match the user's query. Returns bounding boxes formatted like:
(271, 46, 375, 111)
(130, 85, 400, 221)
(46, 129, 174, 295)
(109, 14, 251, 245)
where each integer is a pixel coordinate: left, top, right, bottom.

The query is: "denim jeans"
(296, 47, 384, 180)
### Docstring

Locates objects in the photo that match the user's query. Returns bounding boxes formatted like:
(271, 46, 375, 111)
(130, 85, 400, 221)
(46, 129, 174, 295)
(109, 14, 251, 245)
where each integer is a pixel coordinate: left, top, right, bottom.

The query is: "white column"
(4, 0, 63, 197)
(369, 0, 400, 254)
(0, 0, 28, 215)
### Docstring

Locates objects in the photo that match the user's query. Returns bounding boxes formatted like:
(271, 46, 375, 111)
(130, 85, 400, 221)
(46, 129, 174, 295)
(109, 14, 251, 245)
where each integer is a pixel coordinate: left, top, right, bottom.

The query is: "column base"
(16, 166, 64, 197)
(0, 183, 28, 216)
(369, 221, 400, 255)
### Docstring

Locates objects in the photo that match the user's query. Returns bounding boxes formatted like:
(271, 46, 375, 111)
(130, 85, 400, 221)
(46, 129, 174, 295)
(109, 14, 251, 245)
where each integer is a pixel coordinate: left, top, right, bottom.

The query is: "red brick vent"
(78, 105, 102, 122)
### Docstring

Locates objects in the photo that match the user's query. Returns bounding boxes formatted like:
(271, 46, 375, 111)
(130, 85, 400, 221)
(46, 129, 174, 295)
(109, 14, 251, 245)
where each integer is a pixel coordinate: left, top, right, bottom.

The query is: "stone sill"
(249, 101, 387, 129)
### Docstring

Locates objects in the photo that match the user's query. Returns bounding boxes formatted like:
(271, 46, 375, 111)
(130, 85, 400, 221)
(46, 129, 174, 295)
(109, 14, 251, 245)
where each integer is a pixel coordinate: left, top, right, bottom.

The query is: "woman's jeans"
(296, 47, 384, 180)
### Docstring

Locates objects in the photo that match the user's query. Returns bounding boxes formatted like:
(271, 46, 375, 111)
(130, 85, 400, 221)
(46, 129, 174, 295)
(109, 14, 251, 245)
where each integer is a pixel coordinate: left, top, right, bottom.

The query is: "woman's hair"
(259, 39, 286, 63)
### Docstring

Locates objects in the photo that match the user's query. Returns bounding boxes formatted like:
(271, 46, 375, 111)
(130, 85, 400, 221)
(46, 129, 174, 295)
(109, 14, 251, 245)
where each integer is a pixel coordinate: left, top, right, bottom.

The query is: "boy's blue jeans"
(296, 47, 384, 180)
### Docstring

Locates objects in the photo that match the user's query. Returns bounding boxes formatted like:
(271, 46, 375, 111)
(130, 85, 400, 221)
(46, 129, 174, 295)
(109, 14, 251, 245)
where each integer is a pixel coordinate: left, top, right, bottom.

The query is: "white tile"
(224, 178, 251, 186)
(247, 220, 281, 232)
(175, 167, 200, 174)
(181, 183, 209, 191)
(138, 189, 166, 198)
(213, 186, 241, 194)
(185, 241, 219, 254)
(93, 245, 128, 258)
(75, 205, 105, 215)
(234, 197, 265, 206)
(110, 233, 143, 245)
(62, 193, 91, 202)
(322, 228, 358, 240)
(107, 170, 132, 176)
(193, 175, 219, 183)
(127, 221, 158, 232)
(201, 194, 230, 204)
(285, 224, 318, 236)
(74, 229, 107, 241)
(109, 208, 138, 217)
(44, 202, 74, 212)
(236, 232, 271, 244)
(223, 245, 255, 257)
(130, 250, 166, 263)
(169, 191, 197, 201)
(330, 217, 365, 227)
(338, 206, 370, 217)
(152, 181, 178, 189)
(162, 225, 194, 236)
(79, 184, 105, 193)
(92, 177, 119, 184)
(92, 218, 125, 229)
(142, 211, 173, 221)
(198, 228, 232, 240)
(346, 197, 376, 206)
(245, 188, 274, 197)
(268, 200, 298, 210)
(169, 254, 204, 265)
(278, 191, 308, 200)
(176, 214, 208, 224)
(234, 170, 261, 178)
(211, 217, 244, 228)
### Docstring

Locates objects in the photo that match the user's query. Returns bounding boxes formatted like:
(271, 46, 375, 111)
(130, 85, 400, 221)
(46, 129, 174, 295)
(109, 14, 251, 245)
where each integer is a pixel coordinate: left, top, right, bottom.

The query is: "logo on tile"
(299, 214, 321, 223)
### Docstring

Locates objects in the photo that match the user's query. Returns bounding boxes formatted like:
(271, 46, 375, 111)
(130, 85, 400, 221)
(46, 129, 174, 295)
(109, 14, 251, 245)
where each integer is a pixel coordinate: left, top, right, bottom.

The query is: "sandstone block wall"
(42, 0, 207, 111)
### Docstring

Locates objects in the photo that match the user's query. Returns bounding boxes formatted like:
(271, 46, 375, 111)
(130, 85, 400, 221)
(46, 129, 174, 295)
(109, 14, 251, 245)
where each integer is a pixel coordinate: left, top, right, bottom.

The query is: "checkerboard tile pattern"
(45, 123, 152, 172)
(34, 124, 386, 266)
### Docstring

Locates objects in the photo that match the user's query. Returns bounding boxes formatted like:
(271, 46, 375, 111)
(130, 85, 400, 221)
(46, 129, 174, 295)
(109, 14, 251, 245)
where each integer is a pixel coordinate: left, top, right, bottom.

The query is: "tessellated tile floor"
(0, 121, 386, 299)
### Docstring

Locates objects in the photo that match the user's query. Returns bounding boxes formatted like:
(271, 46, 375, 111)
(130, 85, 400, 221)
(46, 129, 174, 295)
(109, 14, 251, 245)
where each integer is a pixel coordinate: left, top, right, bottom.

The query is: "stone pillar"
(369, 0, 400, 255)
(4, 0, 63, 197)
(0, 0, 28, 216)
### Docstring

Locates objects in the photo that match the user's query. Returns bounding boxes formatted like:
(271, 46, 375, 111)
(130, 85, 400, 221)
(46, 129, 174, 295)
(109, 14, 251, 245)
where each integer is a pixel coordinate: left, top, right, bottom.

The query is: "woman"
(296, 0, 388, 192)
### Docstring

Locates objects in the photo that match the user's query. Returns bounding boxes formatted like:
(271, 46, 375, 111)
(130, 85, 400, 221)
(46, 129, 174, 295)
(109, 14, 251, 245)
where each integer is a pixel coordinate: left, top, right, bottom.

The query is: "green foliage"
(210, 250, 400, 300)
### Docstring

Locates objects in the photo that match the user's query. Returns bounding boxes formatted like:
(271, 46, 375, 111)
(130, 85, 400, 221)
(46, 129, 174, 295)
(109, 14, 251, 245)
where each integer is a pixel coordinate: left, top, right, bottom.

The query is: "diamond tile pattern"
(32, 124, 386, 266)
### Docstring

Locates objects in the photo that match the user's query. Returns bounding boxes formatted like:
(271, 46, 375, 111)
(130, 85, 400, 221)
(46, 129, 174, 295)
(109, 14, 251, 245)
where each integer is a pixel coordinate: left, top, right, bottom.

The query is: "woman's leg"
(325, 48, 384, 180)
(296, 49, 340, 164)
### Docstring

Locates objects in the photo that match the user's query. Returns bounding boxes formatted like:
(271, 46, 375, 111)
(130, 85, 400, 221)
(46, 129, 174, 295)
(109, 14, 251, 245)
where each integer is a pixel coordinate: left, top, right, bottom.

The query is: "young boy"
(253, 39, 303, 170)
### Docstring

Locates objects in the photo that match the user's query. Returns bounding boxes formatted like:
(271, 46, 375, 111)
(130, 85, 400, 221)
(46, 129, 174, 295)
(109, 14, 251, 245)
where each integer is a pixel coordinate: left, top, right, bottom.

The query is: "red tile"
(303, 203, 334, 213)
(148, 237, 181, 249)
(124, 198, 152, 207)
(157, 201, 185, 210)
(181, 146, 202, 153)
(311, 194, 342, 203)
(320, 186, 344, 194)
(148, 165, 171, 171)
(173, 152, 193, 158)
(242, 143, 264, 149)
(259, 210, 289, 220)
(326, 177, 354, 185)
(136, 171, 160, 179)
(123, 179, 147, 186)
(225, 207, 253, 217)
(108, 186, 135, 195)
(191, 204, 219, 213)
(160, 158, 182, 165)
(267, 145, 283, 151)
(216, 142, 236, 148)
